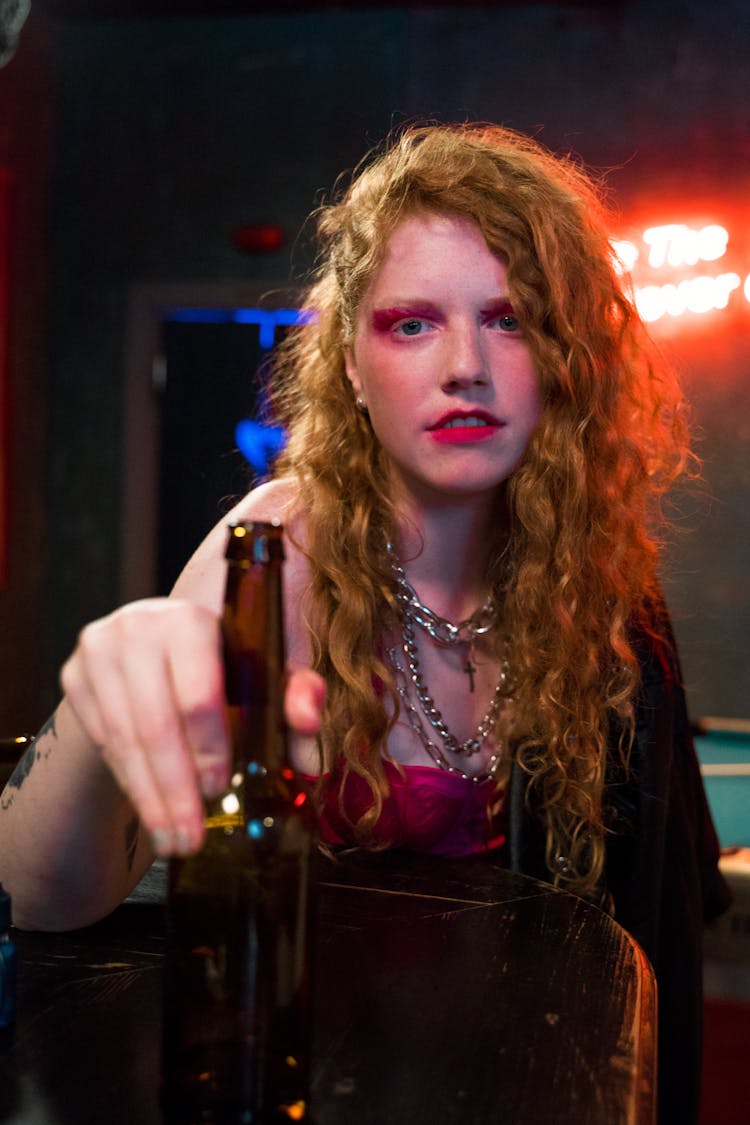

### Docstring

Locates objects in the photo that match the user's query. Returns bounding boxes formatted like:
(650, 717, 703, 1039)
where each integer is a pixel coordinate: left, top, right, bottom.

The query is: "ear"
(344, 346, 364, 400)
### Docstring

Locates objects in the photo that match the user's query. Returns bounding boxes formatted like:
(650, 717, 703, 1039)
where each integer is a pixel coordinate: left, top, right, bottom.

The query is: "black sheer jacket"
(506, 615, 732, 1125)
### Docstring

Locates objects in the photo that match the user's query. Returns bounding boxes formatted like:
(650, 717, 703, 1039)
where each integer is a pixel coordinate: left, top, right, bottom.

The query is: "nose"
(439, 322, 489, 392)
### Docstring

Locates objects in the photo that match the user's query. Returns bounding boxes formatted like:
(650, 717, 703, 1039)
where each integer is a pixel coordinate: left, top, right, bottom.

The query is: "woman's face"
(344, 211, 542, 509)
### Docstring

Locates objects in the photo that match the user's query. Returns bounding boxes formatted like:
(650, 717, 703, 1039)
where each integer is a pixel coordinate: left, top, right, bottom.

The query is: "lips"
(427, 410, 503, 444)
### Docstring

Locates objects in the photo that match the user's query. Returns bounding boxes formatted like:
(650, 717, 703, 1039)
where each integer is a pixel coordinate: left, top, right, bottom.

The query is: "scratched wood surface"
(0, 851, 656, 1125)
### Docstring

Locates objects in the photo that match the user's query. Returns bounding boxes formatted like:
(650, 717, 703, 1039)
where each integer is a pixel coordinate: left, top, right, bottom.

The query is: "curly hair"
(269, 123, 694, 897)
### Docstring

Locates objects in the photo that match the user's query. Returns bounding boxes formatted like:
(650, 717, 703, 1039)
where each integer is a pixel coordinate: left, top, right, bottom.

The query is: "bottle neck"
(221, 524, 288, 775)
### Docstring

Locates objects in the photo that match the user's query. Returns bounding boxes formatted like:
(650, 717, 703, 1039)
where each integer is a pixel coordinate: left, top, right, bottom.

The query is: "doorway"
(121, 282, 301, 602)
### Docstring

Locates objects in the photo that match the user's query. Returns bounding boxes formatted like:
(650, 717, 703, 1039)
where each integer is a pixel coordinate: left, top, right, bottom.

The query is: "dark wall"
(2, 0, 749, 729)
(0, 9, 56, 733)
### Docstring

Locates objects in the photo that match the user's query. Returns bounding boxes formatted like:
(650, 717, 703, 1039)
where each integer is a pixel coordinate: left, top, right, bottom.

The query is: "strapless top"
(305, 759, 505, 858)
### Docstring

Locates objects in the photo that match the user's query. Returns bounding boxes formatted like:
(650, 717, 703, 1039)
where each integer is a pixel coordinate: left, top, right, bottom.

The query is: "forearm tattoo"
(0, 712, 57, 812)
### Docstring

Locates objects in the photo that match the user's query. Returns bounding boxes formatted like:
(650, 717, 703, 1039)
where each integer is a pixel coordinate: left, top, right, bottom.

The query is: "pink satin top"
(306, 759, 506, 858)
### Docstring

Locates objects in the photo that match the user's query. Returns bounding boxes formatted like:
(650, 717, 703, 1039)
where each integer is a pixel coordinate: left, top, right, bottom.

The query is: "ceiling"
(36, 0, 622, 18)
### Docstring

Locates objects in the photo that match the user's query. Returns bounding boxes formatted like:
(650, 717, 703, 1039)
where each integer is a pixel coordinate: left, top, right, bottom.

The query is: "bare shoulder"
(228, 477, 302, 523)
(171, 478, 306, 613)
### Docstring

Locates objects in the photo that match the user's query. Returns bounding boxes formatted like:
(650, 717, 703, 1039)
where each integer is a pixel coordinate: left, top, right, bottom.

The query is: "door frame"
(120, 280, 293, 602)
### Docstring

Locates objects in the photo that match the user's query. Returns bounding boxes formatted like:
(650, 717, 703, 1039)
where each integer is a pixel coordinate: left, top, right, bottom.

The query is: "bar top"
(0, 850, 656, 1124)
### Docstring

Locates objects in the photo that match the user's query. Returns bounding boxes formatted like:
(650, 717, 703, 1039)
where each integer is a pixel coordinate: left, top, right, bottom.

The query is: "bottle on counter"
(161, 520, 319, 1124)
(0, 883, 16, 1036)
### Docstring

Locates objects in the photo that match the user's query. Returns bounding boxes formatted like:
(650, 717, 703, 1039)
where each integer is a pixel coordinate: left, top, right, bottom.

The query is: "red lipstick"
(427, 410, 502, 444)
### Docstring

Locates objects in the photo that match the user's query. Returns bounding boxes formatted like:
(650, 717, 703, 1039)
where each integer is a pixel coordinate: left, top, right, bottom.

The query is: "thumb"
(285, 668, 326, 735)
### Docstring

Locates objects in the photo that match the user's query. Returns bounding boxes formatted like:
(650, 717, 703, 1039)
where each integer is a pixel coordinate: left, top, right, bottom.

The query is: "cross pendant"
(464, 656, 476, 693)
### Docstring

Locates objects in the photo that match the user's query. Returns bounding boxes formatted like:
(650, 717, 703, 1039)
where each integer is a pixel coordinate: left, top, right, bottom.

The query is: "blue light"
(166, 307, 318, 350)
(163, 306, 314, 473)
(248, 820, 264, 840)
(235, 419, 286, 476)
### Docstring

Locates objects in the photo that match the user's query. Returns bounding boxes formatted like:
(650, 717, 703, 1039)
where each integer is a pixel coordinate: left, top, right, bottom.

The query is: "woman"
(0, 124, 729, 1120)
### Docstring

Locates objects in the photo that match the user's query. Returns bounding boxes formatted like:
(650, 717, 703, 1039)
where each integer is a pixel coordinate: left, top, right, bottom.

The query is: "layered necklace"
(386, 543, 511, 782)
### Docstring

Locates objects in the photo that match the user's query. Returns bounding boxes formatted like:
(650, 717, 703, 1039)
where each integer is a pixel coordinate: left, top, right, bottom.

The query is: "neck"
(393, 490, 507, 619)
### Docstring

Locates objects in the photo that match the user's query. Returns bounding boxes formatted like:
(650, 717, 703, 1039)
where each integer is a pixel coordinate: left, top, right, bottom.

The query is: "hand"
(60, 598, 325, 857)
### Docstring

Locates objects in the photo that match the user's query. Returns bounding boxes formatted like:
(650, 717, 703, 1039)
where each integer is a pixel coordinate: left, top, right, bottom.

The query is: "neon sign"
(612, 223, 749, 325)
(167, 306, 315, 348)
(165, 306, 315, 474)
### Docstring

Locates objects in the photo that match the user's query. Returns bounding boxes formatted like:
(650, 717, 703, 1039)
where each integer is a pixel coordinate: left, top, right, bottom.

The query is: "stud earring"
(355, 396, 368, 414)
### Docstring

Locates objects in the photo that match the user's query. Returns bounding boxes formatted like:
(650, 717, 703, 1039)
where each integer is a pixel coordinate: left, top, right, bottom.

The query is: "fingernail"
(151, 828, 173, 856)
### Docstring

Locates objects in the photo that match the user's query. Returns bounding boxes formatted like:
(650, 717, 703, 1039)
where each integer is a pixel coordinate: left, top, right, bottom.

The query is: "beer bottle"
(161, 520, 319, 1124)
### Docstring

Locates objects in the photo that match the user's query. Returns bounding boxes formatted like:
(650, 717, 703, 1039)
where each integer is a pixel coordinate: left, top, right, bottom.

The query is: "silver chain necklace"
(385, 542, 511, 778)
(398, 616, 509, 756)
(387, 645, 504, 782)
(388, 544, 499, 648)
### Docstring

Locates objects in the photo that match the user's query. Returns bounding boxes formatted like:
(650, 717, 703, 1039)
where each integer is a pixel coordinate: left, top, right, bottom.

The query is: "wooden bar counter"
(0, 850, 656, 1124)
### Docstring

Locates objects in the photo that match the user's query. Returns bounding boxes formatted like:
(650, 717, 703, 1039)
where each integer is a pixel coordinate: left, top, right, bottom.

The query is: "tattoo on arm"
(124, 814, 140, 873)
(0, 712, 58, 812)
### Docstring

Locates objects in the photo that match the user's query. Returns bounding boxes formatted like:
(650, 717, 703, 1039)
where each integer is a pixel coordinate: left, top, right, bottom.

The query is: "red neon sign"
(612, 222, 749, 325)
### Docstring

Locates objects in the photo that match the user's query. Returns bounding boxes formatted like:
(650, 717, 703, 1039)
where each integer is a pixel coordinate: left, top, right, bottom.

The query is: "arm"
(0, 482, 324, 932)
(0, 698, 156, 931)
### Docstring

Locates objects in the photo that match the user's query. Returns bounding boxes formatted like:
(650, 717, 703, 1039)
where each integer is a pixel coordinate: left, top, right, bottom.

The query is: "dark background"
(157, 319, 263, 595)
(0, 0, 749, 731)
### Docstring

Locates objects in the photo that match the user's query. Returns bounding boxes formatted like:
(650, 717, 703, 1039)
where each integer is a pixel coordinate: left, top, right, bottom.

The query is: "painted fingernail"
(151, 828, 173, 856)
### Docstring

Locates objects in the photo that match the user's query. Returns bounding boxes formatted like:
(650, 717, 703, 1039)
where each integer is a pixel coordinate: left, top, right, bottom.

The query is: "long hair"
(270, 123, 693, 896)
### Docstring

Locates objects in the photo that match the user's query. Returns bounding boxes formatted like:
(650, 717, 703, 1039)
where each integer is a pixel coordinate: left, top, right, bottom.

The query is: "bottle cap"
(0, 884, 10, 931)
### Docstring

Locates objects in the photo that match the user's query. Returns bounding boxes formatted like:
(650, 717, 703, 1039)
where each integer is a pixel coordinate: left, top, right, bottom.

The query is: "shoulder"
(171, 477, 306, 614)
(228, 477, 303, 523)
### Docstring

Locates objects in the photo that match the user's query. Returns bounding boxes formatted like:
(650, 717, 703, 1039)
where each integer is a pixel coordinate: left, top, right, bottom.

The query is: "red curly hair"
(270, 123, 693, 896)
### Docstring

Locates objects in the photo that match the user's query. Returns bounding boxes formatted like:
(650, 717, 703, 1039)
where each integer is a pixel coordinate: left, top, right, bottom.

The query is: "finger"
(118, 611, 208, 855)
(66, 620, 175, 848)
(285, 669, 326, 735)
(61, 645, 111, 750)
(166, 608, 230, 800)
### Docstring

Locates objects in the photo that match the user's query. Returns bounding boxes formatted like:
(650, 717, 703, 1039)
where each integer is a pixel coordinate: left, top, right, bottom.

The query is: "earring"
(355, 396, 368, 414)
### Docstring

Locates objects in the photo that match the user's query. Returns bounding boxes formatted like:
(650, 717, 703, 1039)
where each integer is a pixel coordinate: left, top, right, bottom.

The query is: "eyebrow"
(370, 298, 517, 332)
(479, 299, 516, 319)
(370, 303, 444, 331)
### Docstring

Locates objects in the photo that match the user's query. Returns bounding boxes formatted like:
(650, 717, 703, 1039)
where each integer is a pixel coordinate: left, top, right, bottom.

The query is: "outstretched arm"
(0, 482, 324, 931)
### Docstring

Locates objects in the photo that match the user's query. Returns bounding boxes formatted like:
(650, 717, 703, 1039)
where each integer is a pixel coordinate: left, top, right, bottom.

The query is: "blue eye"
(397, 318, 425, 336)
(496, 314, 520, 332)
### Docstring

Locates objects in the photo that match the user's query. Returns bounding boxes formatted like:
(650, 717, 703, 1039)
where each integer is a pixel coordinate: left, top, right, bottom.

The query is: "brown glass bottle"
(161, 521, 319, 1125)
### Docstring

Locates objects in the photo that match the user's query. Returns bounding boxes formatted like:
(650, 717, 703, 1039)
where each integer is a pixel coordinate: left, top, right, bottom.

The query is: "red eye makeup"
(480, 299, 518, 324)
(370, 304, 442, 332)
